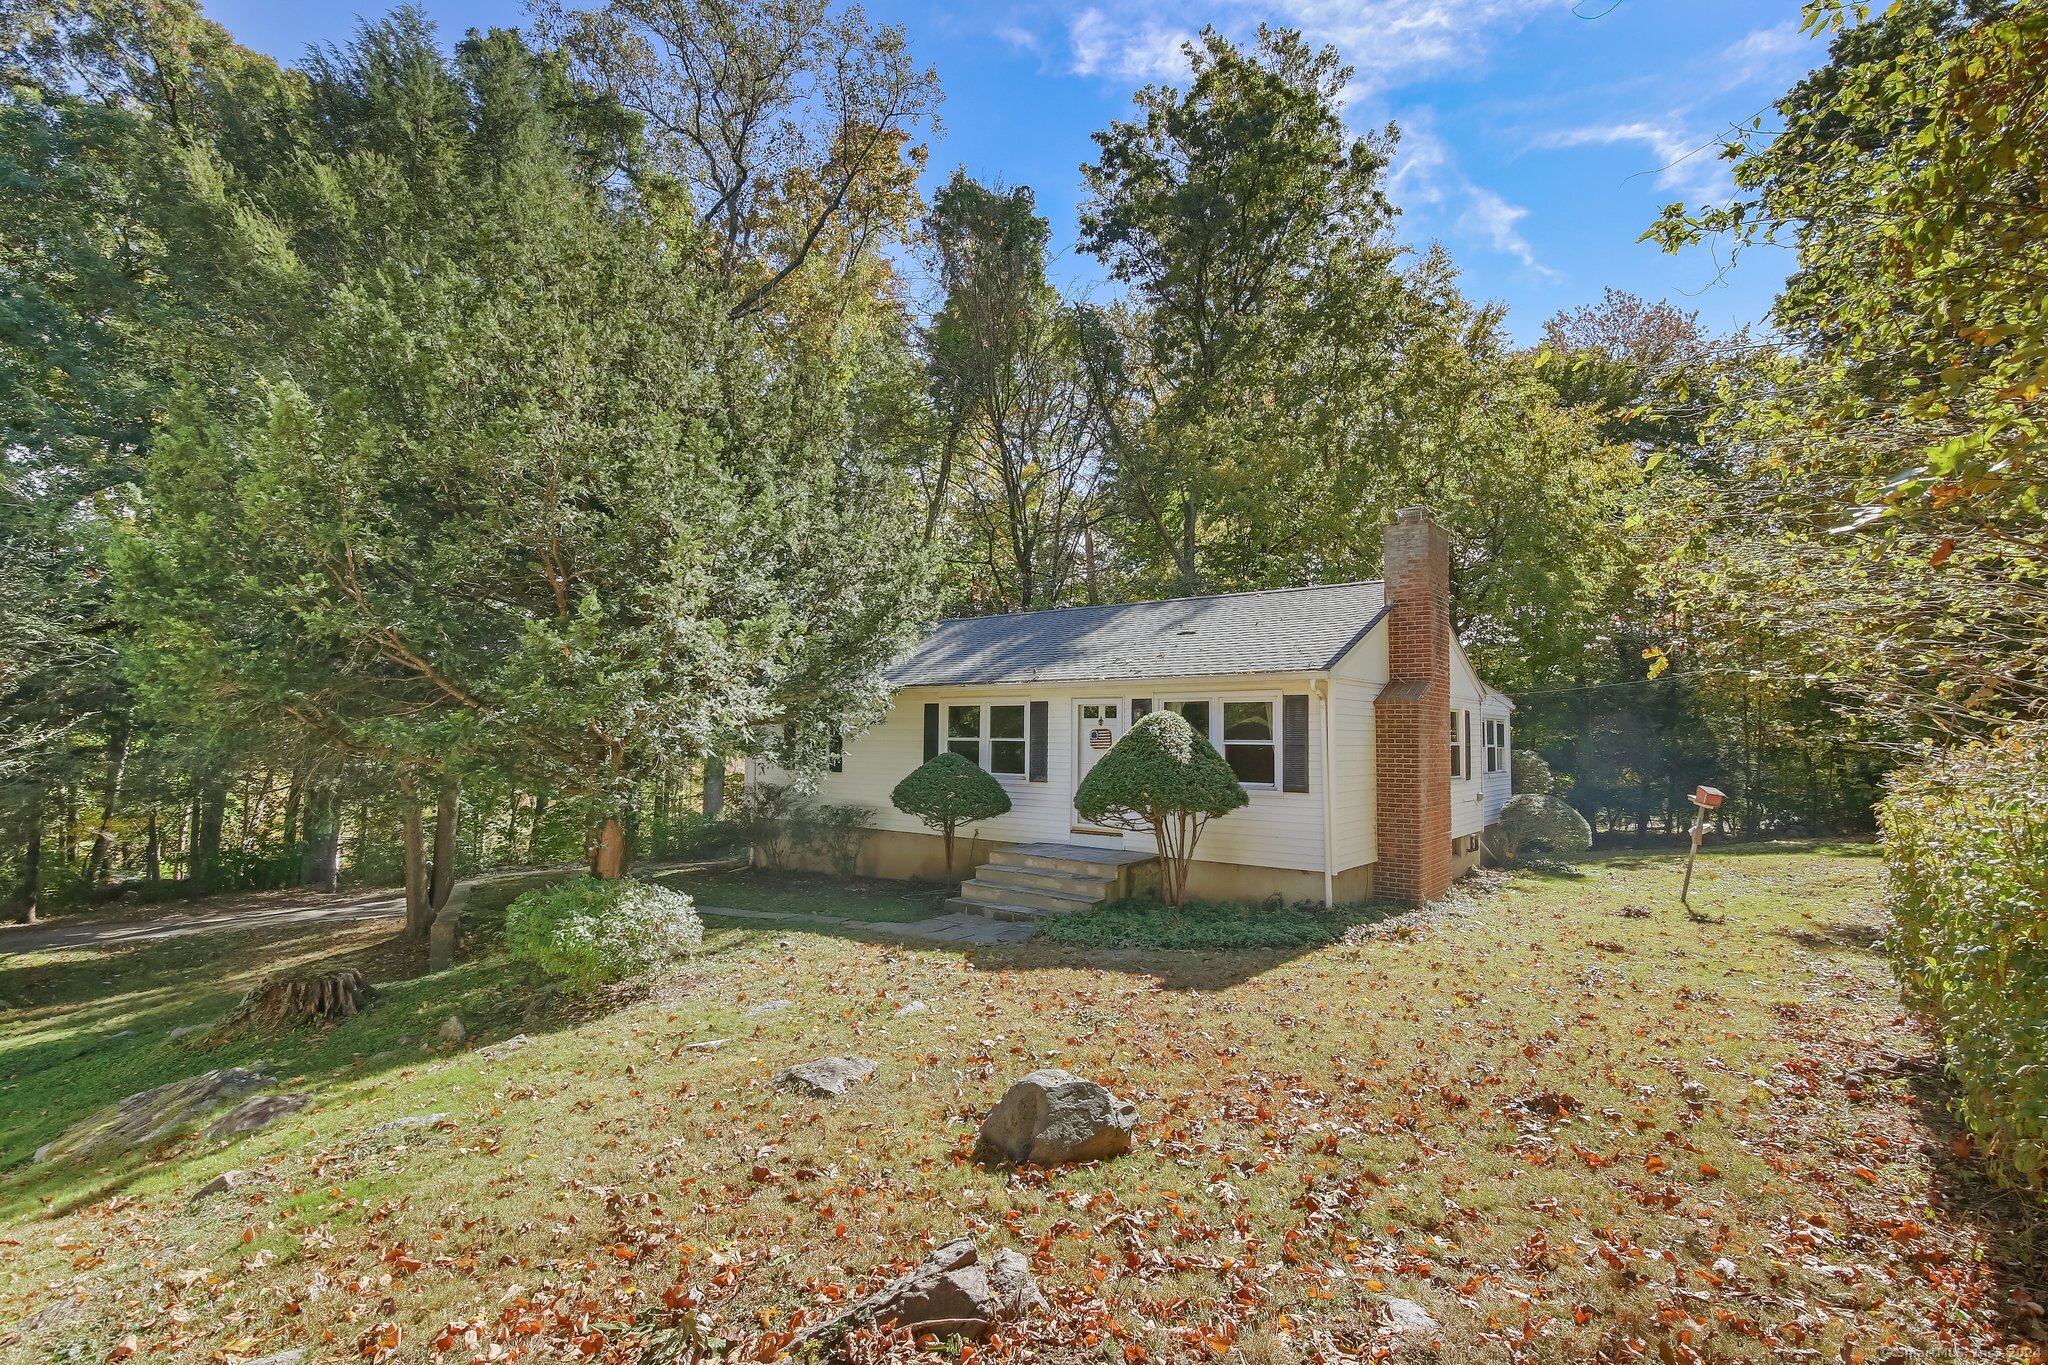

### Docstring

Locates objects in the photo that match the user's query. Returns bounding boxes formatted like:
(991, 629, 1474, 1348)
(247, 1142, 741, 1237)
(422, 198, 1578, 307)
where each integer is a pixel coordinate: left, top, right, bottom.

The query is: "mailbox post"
(1681, 785, 1725, 908)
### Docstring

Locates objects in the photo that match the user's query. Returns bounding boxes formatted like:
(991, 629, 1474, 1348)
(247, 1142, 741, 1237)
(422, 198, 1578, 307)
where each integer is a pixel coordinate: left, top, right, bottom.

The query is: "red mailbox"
(1693, 785, 1725, 809)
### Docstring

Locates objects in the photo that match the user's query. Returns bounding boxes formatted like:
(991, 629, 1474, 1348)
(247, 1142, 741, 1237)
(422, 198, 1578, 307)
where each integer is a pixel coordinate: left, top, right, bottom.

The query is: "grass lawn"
(3, 842, 2043, 1362)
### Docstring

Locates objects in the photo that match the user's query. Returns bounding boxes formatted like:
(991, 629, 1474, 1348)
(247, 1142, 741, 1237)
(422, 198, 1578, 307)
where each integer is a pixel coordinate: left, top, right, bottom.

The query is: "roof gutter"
(1317, 673, 1336, 909)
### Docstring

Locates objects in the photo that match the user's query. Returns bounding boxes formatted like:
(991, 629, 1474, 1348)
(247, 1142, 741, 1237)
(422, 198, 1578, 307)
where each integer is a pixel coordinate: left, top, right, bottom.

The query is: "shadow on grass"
(0, 879, 576, 1223)
(1591, 837, 1882, 872)
(1773, 919, 1887, 955)
(1895, 1051, 2048, 1328)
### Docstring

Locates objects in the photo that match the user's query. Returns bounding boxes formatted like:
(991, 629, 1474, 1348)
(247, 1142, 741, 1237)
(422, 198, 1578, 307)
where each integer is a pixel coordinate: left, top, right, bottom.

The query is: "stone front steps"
(946, 843, 1157, 923)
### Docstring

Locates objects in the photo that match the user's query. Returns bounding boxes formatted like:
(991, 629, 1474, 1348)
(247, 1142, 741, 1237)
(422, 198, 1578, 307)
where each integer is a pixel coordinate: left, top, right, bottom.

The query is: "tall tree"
(1646, 0, 2047, 733)
(1078, 26, 1400, 594)
(922, 172, 1101, 612)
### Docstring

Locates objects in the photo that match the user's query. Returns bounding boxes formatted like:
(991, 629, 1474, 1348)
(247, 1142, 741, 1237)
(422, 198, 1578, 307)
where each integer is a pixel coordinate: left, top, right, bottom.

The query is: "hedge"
(1881, 724, 2048, 1192)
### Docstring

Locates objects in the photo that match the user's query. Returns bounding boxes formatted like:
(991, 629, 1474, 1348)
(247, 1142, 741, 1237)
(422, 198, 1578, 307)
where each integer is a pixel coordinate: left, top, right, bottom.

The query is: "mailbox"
(1693, 785, 1725, 809)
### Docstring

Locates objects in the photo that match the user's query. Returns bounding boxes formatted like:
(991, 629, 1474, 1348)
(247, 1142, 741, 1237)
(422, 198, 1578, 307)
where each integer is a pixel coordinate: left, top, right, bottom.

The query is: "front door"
(1072, 699, 1126, 835)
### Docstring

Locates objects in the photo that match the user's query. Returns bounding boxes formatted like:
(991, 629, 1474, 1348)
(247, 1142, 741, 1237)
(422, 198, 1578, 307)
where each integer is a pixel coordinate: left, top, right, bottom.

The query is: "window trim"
(1161, 693, 1284, 792)
(944, 699, 1032, 781)
(1450, 709, 1465, 780)
(1483, 717, 1506, 775)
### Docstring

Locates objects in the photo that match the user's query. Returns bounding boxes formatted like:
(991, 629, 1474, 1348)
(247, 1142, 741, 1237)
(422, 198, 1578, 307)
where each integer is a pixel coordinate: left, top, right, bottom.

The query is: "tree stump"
(212, 969, 373, 1036)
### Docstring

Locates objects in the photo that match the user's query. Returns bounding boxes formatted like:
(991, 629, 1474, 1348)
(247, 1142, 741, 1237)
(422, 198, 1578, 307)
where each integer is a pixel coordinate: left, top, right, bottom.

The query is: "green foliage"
(1495, 793, 1593, 864)
(730, 784, 810, 873)
(789, 802, 874, 879)
(1039, 896, 1395, 951)
(1510, 750, 1555, 796)
(1881, 726, 2048, 1191)
(1645, 1, 2048, 731)
(889, 752, 1010, 873)
(1074, 710, 1246, 905)
(505, 875, 702, 993)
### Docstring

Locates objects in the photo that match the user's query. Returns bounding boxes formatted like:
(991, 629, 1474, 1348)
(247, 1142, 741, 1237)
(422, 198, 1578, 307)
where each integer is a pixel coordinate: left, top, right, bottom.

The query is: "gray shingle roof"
(888, 581, 1389, 686)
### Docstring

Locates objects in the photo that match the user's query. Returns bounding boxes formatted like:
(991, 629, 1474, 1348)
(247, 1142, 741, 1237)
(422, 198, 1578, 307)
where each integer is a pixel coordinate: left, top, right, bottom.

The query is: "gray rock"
(974, 1068, 1137, 1167)
(362, 1113, 449, 1138)
(685, 1038, 730, 1052)
(477, 1034, 532, 1062)
(1380, 1297, 1439, 1337)
(246, 1352, 306, 1365)
(744, 999, 793, 1017)
(893, 1000, 929, 1018)
(169, 1023, 213, 1041)
(775, 1057, 878, 1097)
(437, 1015, 467, 1046)
(792, 1236, 1043, 1349)
(33, 1068, 273, 1163)
(205, 1093, 311, 1138)
(190, 1169, 252, 1201)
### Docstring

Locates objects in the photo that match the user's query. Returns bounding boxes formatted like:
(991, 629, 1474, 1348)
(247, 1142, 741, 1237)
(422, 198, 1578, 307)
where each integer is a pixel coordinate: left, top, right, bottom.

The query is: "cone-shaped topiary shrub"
(1511, 749, 1555, 795)
(1495, 792, 1592, 863)
(890, 751, 1012, 878)
(1074, 710, 1249, 906)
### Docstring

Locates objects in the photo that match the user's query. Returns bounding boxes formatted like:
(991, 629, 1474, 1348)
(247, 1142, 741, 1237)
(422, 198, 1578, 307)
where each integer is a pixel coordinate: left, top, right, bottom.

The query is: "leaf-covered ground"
(3, 843, 2043, 1363)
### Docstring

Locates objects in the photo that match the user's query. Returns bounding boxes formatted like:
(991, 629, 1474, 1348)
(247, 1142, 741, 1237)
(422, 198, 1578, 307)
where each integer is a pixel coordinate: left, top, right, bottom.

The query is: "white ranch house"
(755, 508, 1511, 915)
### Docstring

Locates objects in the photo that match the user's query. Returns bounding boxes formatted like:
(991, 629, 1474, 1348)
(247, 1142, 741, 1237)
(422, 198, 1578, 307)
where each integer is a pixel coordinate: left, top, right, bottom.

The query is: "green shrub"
(1882, 726, 2048, 1192)
(505, 875, 702, 993)
(730, 783, 808, 872)
(1074, 710, 1248, 906)
(790, 802, 874, 877)
(1511, 750, 1555, 795)
(890, 752, 1011, 876)
(1495, 793, 1592, 863)
(1039, 897, 1392, 951)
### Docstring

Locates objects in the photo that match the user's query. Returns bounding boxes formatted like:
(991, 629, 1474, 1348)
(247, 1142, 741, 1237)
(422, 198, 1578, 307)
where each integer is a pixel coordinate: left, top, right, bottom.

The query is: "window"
(1163, 697, 1282, 788)
(1450, 711, 1464, 779)
(1484, 718, 1505, 774)
(946, 702, 1028, 777)
(829, 727, 844, 774)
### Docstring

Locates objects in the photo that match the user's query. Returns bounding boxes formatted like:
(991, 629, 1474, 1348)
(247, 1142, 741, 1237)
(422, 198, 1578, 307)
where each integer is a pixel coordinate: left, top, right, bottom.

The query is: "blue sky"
(210, 0, 1817, 343)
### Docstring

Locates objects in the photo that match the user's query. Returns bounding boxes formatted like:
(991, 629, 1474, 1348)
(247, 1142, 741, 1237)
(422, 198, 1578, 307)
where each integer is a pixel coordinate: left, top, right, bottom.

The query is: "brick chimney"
(1374, 506, 1453, 905)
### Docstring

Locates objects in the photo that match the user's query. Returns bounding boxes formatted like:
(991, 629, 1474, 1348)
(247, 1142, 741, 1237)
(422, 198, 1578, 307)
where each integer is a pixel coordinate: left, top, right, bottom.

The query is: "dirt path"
(0, 884, 410, 956)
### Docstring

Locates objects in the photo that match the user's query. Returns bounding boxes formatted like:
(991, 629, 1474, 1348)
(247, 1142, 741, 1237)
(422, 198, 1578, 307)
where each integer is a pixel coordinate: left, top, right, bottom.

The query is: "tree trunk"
(300, 784, 341, 894)
(13, 786, 44, 924)
(281, 764, 306, 855)
(702, 753, 724, 819)
(402, 797, 430, 936)
(81, 717, 131, 886)
(594, 817, 627, 880)
(190, 775, 225, 896)
(429, 775, 460, 911)
(941, 821, 956, 881)
(144, 806, 161, 887)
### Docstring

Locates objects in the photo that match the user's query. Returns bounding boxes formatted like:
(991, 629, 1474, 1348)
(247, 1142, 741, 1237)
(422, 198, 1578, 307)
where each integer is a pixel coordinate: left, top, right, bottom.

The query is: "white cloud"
(1717, 21, 1811, 89)
(1059, 0, 1571, 89)
(1393, 112, 1558, 279)
(1069, 6, 1194, 81)
(1457, 185, 1554, 277)
(1540, 120, 1733, 200)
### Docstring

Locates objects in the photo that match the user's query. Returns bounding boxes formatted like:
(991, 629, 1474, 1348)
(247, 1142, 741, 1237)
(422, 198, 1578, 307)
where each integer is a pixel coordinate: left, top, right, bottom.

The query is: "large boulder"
(975, 1068, 1137, 1166)
(205, 1093, 311, 1139)
(34, 1068, 271, 1163)
(776, 1057, 878, 1097)
(791, 1236, 1043, 1349)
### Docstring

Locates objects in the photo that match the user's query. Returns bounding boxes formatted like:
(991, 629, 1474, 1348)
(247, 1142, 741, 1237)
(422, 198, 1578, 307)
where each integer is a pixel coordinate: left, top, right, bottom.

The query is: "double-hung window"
(1164, 698, 1277, 788)
(947, 702, 1028, 777)
(1483, 718, 1505, 774)
(1450, 711, 1465, 779)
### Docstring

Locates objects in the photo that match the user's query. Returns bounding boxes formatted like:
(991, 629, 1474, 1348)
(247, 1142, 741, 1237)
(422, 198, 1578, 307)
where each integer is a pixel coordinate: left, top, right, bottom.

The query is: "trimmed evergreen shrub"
(1882, 725, 2048, 1192)
(1074, 710, 1248, 905)
(890, 752, 1011, 877)
(1495, 793, 1592, 863)
(1511, 750, 1555, 795)
(505, 875, 702, 993)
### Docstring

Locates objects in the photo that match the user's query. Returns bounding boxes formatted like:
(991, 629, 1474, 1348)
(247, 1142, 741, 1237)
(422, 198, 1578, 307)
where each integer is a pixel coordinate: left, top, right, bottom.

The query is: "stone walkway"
(697, 904, 1034, 946)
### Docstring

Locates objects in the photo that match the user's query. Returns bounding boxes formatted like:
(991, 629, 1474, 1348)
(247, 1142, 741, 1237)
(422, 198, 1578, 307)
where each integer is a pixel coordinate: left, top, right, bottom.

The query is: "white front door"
(1072, 699, 1126, 836)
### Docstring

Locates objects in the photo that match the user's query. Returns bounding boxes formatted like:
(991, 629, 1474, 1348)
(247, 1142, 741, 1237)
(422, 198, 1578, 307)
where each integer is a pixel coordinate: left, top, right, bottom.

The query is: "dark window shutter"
(923, 703, 939, 762)
(1131, 698, 1152, 719)
(1282, 693, 1309, 793)
(1028, 701, 1049, 782)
